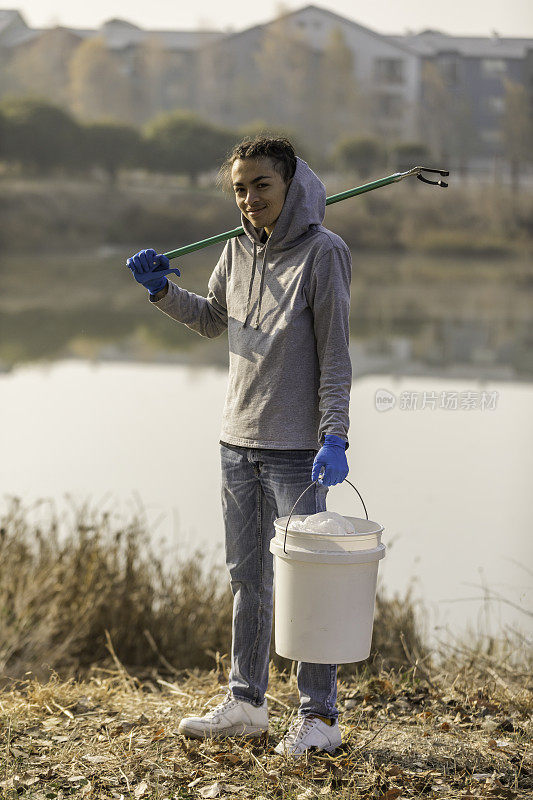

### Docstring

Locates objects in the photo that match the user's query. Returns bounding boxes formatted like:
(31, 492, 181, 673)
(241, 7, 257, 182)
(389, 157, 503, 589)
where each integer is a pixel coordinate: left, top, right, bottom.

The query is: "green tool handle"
(162, 166, 447, 261)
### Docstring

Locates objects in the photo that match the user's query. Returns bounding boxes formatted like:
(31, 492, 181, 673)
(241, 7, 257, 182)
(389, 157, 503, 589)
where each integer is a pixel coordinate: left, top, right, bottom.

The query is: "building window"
(296, 19, 321, 28)
(376, 93, 403, 117)
(487, 95, 505, 114)
(437, 54, 460, 84)
(481, 59, 507, 77)
(374, 58, 404, 84)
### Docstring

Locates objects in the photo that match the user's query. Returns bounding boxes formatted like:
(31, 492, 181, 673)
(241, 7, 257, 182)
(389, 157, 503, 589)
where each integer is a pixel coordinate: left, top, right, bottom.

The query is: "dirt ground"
(0, 654, 531, 799)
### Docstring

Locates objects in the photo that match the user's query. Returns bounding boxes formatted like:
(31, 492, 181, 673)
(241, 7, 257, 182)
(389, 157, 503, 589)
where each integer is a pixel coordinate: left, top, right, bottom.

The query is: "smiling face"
(231, 157, 292, 236)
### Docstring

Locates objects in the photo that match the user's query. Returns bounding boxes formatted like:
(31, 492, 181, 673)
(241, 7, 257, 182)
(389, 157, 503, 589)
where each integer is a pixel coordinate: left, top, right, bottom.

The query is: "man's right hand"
(126, 248, 181, 295)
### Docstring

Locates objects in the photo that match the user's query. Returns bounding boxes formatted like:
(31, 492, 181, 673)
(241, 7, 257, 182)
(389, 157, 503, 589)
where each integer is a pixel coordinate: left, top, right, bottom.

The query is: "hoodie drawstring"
(253, 242, 269, 329)
(242, 243, 257, 328)
(242, 239, 269, 330)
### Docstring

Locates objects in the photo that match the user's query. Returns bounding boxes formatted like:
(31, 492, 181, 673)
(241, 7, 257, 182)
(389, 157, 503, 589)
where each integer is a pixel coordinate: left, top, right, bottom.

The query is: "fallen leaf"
(227, 753, 244, 764)
(385, 766, 402, 777)
(199, 783, 224, 798)
(114, 722, 135, 734)
(83, 755, 108, 764)
(382, 790, 402, 800)
(134, 780, 149, 798)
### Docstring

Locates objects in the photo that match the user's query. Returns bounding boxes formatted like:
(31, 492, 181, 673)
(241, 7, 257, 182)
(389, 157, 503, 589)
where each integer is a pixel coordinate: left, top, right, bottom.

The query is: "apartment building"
(1, 5, 531, 166)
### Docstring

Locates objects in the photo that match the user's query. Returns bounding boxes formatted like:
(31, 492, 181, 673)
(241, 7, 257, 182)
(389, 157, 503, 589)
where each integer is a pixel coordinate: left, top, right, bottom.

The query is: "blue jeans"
(220, 442, 339, 721)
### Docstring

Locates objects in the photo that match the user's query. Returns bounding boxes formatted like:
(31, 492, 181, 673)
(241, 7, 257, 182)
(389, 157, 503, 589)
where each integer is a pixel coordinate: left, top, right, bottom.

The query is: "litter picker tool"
(145, 165, 449, 274)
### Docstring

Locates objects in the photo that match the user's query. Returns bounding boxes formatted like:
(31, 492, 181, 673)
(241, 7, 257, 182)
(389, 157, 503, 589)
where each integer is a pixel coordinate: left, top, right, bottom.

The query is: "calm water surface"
(1, 358, 531, 644)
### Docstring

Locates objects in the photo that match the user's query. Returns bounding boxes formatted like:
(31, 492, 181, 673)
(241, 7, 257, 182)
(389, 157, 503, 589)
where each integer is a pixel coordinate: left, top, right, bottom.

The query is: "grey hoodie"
(149, 156, 352, 451)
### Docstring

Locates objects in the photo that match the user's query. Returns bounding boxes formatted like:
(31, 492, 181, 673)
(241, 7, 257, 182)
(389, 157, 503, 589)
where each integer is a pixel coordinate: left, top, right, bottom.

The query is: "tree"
(392, 141, 432, 172)
(333, 136, 386, 179)
(2, 28, 81, 108)
(418, 60, 476, 174)
(144, 110, 236, 185)
(502, 78, 533, 194)
(0, 96, 82, 174)
(314, 27, 371, 157)
(253, 6, 318, 148)
(81, 120, 142, 184)
(69, 37, 135, 123)
(236, 119, 311, 161)
(418, 62, 455, 166)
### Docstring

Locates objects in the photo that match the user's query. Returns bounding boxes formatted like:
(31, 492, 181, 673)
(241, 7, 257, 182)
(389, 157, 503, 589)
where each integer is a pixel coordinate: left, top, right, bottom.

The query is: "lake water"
(1, 358, 531, 645)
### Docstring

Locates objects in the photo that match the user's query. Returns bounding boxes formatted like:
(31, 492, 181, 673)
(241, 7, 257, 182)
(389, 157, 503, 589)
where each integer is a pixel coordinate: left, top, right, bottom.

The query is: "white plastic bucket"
(270, 481, 385, 664)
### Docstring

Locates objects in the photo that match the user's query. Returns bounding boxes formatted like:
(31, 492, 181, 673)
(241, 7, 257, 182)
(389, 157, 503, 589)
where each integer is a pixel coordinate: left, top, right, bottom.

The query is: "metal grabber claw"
(415, 166, 449, 188)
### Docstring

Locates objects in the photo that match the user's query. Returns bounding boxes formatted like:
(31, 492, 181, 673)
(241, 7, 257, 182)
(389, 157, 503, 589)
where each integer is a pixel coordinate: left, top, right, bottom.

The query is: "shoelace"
(203, 692, 237, 720)
(283, 715, 316, 744)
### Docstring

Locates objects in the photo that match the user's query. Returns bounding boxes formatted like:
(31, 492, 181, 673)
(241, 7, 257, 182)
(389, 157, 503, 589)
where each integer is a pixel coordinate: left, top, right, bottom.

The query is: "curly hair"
(216, 135, 297, 195)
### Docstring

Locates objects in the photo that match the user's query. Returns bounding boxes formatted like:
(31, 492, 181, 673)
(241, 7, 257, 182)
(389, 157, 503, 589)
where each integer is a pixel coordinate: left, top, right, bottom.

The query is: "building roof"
(385, 30, 533, 59)
(93, 19, 225, 51)
(290, 4, 421, 56)
(1, 5, 531, 59)
(0, 8, 35, 46)
(195, 3, 420, 57)
(0, 10, 224, 51)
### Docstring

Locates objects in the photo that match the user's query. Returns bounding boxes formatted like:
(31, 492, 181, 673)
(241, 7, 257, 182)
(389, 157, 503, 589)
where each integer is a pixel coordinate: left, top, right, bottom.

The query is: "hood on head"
(241, 156, 326, 250)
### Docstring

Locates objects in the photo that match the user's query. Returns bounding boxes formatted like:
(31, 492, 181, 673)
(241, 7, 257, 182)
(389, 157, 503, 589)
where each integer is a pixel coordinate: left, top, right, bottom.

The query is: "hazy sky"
(16, 0, 533, 37)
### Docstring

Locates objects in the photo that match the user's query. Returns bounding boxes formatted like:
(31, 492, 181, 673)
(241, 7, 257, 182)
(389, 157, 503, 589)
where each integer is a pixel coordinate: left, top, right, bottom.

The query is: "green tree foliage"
(392, 141, 432, 172)
(0, 96, 82, 173)
(144, 110, 236, 185)
(237, 119, 311, 163)
(333, 135, 386, 179)
(82, 120, 142, 183)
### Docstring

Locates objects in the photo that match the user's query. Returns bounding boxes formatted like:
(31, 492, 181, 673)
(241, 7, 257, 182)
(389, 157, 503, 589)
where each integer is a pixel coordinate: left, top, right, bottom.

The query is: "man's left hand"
(311, 434, 349, 486)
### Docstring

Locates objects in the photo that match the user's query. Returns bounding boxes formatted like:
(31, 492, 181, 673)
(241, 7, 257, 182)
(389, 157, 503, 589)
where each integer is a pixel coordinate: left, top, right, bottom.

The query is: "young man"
(127, 137, 352, 756)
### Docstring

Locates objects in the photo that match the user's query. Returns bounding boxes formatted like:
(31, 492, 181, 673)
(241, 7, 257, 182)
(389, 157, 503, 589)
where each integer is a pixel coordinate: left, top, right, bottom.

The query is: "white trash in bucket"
(270, 480, 385, 664)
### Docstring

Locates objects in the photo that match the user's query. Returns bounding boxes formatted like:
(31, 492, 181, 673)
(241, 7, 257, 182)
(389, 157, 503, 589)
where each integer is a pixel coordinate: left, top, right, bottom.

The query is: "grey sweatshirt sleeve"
(149, 247, 228, 339)
(307, 244, 352, 450)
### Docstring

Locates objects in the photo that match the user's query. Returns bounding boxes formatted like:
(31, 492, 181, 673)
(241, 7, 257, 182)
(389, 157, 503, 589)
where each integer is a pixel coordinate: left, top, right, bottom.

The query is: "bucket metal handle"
(283, 472, 369, 554)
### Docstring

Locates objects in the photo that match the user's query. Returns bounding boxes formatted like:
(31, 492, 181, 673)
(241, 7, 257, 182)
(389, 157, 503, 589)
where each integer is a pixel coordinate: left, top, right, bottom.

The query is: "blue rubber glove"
(311, 434, 349, 487)
(126, 248, 181, 296)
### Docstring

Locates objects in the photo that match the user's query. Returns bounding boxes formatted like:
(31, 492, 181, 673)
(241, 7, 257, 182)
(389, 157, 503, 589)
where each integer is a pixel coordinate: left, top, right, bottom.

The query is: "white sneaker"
(177, 691, 269, 739)
(274, 715, 342, 756)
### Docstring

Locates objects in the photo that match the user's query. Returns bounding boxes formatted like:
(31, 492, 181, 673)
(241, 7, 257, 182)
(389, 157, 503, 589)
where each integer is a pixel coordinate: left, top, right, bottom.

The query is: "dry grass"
(0, 649, 531, 799)
(0, 496, 531, 799)
(0, 496, 425, 684)
(1, 175, 532, 256)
